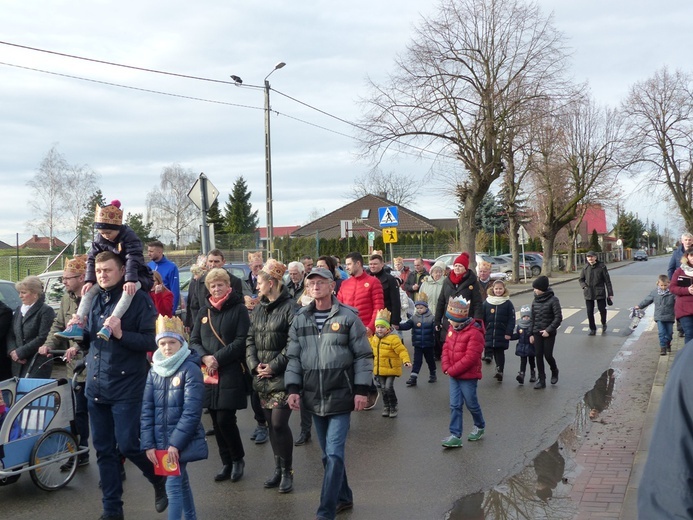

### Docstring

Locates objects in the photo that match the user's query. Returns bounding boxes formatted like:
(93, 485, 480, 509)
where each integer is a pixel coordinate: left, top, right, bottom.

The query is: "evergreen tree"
(126, 213, 158, 245)
(207, 199, 226, 236)
(475, 193, 506, 234)
(615, 212, 645, 249)
(76, 190, 107, 253)
(589, 229, 602, 252)
(223, 176, 259, 235)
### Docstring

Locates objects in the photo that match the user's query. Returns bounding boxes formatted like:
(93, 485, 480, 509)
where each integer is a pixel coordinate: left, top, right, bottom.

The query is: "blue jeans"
(312, 413, 353, 520)
(448, 378, 485, 438)
(679, 316, 693, 345)
(657, 321, 674, 347)
(167, 463, 196, 520)
(88, 400, 159, 516)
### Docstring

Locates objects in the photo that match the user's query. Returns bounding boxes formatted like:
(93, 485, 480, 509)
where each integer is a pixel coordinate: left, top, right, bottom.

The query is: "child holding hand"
(635, 274, 675, 355)
(369, 309, 412, 418)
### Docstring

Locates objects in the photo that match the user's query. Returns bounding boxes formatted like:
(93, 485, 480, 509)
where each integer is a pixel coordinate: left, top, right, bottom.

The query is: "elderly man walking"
(286, 268, 373, 520)
(83, 251, 165, 520)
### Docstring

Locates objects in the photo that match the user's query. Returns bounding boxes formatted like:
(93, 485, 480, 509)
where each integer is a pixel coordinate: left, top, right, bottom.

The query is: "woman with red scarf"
(435, 253, 484, 340)
(189, 268, 251, 484)
(150, 271, 174, 317)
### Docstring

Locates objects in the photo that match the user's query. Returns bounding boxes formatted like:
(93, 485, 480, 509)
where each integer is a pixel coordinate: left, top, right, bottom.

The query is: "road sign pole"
(200, 173, 210, 254)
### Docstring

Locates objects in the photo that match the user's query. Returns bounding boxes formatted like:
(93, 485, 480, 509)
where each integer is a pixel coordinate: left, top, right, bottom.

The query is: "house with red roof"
(19, 235, 67, 251)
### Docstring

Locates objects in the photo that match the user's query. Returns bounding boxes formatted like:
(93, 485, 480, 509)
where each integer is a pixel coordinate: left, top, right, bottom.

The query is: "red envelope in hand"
(153, 450, 181, 476)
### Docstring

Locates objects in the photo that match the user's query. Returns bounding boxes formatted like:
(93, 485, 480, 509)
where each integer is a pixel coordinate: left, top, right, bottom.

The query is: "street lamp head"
(230, 75, 243, 85)
(274, 62, 286, 70)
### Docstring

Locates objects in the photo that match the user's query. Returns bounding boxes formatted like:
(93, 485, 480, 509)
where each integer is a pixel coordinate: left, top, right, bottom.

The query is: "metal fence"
(0, 256, 62, 282)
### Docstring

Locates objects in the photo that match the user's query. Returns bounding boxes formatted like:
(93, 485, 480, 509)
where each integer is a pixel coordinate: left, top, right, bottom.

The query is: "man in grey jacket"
(286, 267, 373, 520)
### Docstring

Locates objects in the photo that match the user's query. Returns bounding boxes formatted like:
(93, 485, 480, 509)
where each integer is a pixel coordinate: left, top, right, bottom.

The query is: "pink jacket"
(441, 319, 485, 380)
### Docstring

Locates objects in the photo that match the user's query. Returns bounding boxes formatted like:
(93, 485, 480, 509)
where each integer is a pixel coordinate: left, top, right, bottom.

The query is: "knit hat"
(94, 200, 123, 230)
(520, 305, 531, 318)
(262, 259, 287, 281)
(532, 275, 550, 292)
(453, 253, 470, 269)
(155, 315, 186, 345)
(64, 255, 87, 275)
(445, 296, 470, 323)
(431, 260, 446, 274)
(415, 291, 429, 308)
(375, 308, 391, 328)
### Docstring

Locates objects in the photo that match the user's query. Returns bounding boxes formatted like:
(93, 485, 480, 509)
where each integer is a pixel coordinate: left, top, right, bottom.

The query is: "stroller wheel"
(29, 429, 79, 491)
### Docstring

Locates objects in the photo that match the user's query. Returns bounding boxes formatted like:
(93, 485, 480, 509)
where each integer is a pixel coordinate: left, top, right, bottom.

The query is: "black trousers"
(585, 299, 607, 331)
(210, 409, 245, 464)
(533, 333, 558, 380)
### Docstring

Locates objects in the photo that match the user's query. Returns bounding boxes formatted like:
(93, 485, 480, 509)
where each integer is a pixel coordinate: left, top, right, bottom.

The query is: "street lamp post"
(264, 62, 285, 258)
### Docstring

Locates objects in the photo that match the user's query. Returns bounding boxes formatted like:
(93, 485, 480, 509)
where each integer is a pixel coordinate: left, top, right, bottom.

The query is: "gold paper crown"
(155, 315, 186, 340)
(64, 255, 87, 274)
(248, 251, 264, 264)
(415, 291, 429, 303)
(375, 308, 391, 326)
(262, 259, 287, 280)
(94, 201, 123, 228)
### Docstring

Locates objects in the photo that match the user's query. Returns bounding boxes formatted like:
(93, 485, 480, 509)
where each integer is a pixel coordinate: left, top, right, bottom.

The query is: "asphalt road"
(0, 257, 664, 519)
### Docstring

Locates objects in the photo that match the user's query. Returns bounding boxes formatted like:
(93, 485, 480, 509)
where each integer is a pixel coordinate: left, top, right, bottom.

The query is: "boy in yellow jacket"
(369, 309, 412, 418)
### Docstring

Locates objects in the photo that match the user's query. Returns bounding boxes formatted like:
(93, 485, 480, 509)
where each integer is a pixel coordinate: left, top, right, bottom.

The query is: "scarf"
(486, 294, 509, 306)
(451, 317, 474, 330)
(657, 287, 670, 296)
(449, 270, 465, 285)
(209, 287, 232, 310)
(152, 343, 191, 377)
(682, 264, 693, 277)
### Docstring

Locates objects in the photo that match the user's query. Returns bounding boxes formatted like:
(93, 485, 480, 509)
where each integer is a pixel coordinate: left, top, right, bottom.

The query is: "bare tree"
(63, 163, 100, 255)
(622, 67, 693, 231)
(146, 164, 198, 247)
(350, 169, 418, 206)
(27, 145, 69, 247)
(360, 0, 569, 265)
(530, 95, 624, 275)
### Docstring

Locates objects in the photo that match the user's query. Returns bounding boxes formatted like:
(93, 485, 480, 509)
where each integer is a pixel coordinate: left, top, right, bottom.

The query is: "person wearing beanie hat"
(441, 296, 486, 447)
(578, 251, 614, 336)
(420, 261, 447, 360)
(511, 305, 536, 385)
(369, 309, 411, 418)
(142, 315, 207, 520)
(529, 276, 563, 389)
(482, 279, 515, 383)
(435, 253, 483, 350)
(57, 198, 154, 343)
(400, 291, 438, 386)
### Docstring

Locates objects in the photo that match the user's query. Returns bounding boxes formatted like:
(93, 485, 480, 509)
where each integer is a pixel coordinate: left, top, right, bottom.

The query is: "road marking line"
(564, 326, 574, 334)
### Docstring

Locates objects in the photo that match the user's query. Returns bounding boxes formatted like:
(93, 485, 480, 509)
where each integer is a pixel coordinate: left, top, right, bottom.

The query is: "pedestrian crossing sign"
(382, 227, 398, 243)
(378, 206, 399, 227)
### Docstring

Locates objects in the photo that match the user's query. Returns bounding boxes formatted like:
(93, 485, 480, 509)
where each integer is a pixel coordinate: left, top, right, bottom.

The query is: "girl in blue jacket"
(142, 316, 208, 520)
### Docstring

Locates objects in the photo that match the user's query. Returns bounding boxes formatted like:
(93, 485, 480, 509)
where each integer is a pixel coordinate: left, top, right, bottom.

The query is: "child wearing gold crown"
(141, 315, 208, 520)
(399, 291, 437, 386)
(57, 200, 154, 342)
(369, 309, 411, 418)
(441, 296, 486, 448)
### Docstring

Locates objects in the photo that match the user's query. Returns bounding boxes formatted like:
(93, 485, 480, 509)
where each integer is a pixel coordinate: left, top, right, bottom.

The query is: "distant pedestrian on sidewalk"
(634, 274, 675, 355)
(670, 246, 693, 344)
(482, 280, 515, 383)
(440, 296, 486, 448)
(511, 305, 536, 385)
(578, 251, 613, 336)
(528, 276, 562, 389)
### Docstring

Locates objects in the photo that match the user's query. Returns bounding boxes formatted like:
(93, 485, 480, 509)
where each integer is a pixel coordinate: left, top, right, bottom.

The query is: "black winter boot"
(388, 390, 399, 418)
(278, 458, 294, 493)
(516, 372, 525, 384)
(381, 390, 390, 417)
(534, 379, 546, 389)
(529, 370, 537, 383)
(264, 456, 282, 488)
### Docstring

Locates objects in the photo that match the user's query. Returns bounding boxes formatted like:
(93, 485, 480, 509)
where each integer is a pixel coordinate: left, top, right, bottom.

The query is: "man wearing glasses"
(38, 255, 91, 467)
(286, 268, 373, 520)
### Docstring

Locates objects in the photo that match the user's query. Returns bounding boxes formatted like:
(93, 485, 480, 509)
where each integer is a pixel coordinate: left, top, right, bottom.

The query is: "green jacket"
(45, 290, 86, 381)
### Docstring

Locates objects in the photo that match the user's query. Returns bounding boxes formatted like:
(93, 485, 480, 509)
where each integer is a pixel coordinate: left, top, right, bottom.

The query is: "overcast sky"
(1, 0, 691, 246)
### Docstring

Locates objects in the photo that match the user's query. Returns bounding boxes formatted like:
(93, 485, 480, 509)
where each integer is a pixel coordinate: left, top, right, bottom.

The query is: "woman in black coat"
(246, 260, 297, 493)
(435, 253, 483, 338)
(190, 268, 250, 483)
(7, 276, 55, 378)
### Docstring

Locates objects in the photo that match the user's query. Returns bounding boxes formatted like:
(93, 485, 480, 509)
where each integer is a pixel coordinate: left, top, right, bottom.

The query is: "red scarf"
(209, 287, 232, 310)
(449, 269, 465, 285)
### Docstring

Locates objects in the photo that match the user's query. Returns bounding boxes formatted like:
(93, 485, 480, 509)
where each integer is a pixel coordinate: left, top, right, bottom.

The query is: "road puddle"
(446, 369, 617, 519)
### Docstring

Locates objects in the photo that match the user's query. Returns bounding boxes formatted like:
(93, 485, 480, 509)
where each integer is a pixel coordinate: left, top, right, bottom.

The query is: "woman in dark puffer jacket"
(435, 253, 484, 340)
(246, 260, 298, 493)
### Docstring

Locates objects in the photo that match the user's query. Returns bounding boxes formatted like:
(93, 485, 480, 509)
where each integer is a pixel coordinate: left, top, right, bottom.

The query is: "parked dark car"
(0, 279, 21, 309)
(633, 250, 648, 261)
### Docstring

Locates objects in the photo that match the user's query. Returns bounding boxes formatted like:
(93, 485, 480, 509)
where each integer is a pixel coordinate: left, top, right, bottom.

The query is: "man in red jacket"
(338, 252, 384, 410)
